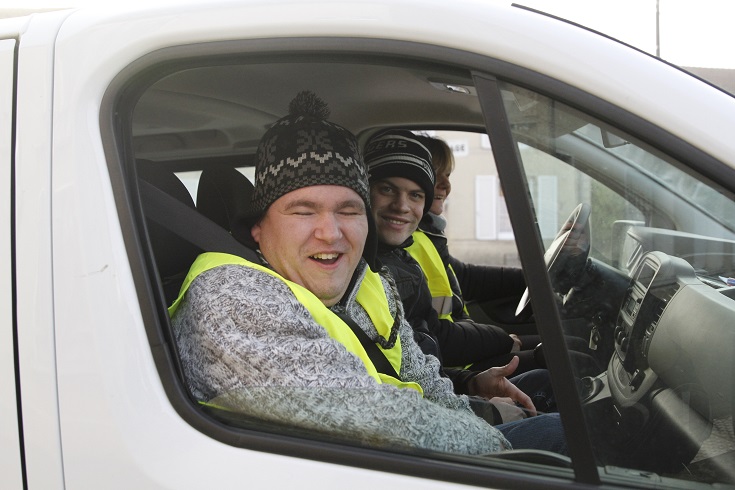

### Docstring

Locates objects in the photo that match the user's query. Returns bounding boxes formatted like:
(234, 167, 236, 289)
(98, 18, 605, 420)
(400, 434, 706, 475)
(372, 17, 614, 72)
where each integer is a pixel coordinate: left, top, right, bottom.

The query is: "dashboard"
(609, 227, 735, 418)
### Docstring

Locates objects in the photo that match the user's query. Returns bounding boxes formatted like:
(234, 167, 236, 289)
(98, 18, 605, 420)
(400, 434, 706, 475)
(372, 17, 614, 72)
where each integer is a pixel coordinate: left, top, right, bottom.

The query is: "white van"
(2, 2, 735, 489)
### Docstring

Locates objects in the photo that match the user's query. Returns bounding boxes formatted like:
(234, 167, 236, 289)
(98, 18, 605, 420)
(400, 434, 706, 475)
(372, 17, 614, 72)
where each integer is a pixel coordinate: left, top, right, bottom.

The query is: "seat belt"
(139, 178, 259, 263)
(334, 311, 401, 381)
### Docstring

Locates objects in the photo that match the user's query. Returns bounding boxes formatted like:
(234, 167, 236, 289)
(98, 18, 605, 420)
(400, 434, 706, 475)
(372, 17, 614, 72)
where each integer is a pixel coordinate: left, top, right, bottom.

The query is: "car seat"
(196, 165, 257, 249)
(137, 161, 203, 305)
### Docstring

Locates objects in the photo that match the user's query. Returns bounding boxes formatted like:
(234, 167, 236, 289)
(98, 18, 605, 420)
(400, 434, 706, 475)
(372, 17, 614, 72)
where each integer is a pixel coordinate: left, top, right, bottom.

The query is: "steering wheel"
(515, 203, 591, 316)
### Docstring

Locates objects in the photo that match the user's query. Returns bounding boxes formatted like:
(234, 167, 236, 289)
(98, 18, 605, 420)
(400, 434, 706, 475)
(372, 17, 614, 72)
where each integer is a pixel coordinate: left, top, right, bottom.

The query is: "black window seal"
(8, 34, 28, 490)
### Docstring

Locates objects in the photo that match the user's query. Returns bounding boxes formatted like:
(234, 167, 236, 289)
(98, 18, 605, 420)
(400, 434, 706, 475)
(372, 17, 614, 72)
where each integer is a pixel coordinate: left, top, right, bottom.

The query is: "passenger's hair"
(415, 135, 454, 176)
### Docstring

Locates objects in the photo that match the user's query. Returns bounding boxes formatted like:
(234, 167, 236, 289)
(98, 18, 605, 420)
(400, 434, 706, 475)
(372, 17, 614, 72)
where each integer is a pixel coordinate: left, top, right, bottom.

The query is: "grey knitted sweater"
(171, 258, 510, 455)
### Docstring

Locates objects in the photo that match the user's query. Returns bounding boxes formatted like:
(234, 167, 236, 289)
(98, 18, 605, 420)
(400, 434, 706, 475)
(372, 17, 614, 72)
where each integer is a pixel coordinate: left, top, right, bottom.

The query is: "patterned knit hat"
(364, 129, 435, 214)
(251, 91, 378, 270)
(252, 91, 369, 214)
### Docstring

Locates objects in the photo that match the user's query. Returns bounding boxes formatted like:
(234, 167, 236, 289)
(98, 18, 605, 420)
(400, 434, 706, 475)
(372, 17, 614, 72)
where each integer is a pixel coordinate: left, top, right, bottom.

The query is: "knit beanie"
(250, 91, 378, 270)
(364, 129, 436, 214)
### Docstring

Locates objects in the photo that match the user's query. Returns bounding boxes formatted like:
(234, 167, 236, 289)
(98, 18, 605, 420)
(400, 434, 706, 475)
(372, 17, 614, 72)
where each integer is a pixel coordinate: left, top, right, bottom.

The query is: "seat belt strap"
(139, 178, 259, 263)
(334, 311, 401, 381)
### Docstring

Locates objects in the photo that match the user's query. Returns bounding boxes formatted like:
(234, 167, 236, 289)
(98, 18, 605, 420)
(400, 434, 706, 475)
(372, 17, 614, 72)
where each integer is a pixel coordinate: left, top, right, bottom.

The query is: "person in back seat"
(169, 91, 566, 455)
(364, 129, 558, 418)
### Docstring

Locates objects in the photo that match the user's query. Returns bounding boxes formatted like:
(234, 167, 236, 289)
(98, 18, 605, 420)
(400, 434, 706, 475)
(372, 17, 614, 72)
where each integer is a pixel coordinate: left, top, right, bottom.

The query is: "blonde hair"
(416, 135, 454, 175)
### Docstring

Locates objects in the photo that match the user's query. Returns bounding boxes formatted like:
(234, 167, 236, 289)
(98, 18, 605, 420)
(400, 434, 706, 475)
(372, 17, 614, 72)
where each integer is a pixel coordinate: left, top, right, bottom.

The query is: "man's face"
(251, 185, 368, 307)
(370, 176, 426, 247)
(430, 168, 452, 215)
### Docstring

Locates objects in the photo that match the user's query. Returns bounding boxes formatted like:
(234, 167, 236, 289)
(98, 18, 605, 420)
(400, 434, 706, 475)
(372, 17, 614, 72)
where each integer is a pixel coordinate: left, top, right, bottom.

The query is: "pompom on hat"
(250, 91, 378, 270)
(363, 129, 436, 214)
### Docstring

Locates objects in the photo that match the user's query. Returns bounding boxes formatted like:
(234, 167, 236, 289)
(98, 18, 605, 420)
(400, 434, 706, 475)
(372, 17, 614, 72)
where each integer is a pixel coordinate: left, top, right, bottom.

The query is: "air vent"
(646, 283, 680, 335)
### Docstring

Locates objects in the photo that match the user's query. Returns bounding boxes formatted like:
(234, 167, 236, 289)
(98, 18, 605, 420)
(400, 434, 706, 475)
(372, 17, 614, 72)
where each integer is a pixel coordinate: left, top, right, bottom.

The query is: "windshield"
(500, 82, 735, 275)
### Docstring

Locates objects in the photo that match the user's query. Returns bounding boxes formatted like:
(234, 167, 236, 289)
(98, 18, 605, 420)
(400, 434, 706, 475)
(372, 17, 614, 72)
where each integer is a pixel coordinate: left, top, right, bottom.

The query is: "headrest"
(196, 166, 257, 249)
(137, 162, 202, 279)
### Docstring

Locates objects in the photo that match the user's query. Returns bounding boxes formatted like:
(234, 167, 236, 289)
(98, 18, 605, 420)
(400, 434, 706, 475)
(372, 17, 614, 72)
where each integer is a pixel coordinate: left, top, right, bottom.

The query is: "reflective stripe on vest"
(169, 252, 422, 393)
(406, 231, 453, 320)
(447, 263, 470, 317)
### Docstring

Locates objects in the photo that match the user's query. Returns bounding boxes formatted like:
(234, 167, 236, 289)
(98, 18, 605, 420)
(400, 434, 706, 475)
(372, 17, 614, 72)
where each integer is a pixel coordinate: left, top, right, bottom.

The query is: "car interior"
(105, 40, 735, 487)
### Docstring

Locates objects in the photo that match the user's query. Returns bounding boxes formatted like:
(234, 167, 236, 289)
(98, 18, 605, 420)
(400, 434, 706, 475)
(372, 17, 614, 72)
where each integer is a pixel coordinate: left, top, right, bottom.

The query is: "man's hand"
(467, 356, 536, 415)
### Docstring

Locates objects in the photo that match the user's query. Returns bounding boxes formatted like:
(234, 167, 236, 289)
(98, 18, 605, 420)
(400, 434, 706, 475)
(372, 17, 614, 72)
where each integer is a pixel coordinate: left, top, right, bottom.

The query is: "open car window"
(123, 52, 588, 488)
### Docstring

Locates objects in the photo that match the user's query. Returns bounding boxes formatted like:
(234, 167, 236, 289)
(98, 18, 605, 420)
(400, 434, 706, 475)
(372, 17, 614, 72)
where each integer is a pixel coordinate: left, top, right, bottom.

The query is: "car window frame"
(102, 38, 592, 488)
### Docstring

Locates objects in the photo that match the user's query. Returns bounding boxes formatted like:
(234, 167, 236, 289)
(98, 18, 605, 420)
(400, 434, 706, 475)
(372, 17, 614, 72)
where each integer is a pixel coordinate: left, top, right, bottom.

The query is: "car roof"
(45, 0, 735, 167)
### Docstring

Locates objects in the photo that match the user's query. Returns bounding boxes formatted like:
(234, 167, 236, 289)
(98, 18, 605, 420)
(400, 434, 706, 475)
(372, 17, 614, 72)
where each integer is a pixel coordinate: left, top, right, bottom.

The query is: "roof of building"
(685, 66, 735, 96)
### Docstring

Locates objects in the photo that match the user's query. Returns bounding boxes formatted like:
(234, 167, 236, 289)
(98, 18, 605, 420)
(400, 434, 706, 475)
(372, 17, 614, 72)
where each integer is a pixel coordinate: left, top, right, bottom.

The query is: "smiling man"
(166, 91, 565, 456)
(250, 184, 367, 307)
(365, 130, 567, 432)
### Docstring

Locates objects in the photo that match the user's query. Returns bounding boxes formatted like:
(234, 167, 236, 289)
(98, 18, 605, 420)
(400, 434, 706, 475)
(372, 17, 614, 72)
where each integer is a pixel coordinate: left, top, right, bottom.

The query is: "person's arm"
(466, 357, 535, 414)
(379, 272, 530, 418)
(443, 362, 534, 415)
(433, 315, 516, 366)
(388, 252, 516, 366)
(449, 255, 526, 303)
(358, 268, 474, 412)
(173, 264, 510, 455)
(443, 366, 478, 395)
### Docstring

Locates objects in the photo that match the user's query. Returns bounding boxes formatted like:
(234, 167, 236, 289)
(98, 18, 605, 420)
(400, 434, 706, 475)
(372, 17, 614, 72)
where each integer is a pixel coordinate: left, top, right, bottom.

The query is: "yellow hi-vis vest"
(406, 230, 454, 320)
(169, 252, 422, 393)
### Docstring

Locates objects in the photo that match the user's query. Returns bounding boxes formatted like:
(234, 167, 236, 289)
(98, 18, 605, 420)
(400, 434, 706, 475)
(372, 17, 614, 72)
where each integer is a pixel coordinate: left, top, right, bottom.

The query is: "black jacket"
(378, 240, 515, 394)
